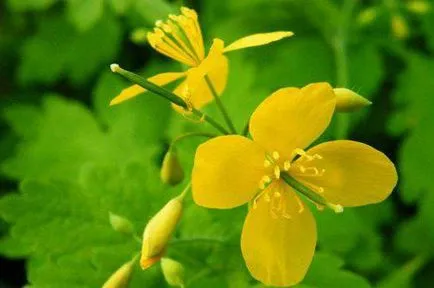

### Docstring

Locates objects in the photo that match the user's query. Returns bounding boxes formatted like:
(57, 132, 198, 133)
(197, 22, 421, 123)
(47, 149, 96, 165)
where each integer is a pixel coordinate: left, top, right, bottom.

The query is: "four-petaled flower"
(191, 83, 397, 286)
(110, 7, 293, 112)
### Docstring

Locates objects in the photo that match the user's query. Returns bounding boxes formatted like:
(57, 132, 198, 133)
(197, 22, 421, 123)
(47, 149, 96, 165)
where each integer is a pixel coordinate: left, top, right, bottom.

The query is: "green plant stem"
(204, 75, 237, 134)
(332, 0, 357, 139)
(281, 172, 343, 213)
(170, 132, 216, 149)
(111, 64, 230, 135)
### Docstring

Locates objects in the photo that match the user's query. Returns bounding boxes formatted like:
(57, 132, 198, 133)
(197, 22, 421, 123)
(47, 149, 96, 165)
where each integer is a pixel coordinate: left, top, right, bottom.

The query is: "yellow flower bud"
(161, 258, 185, 287)
(406, 1, 430, 14)
(109, 212, 134, 235)
(102, 258, 135, 288)
(140, 196, 183, 269)
(161, 149, 184, 186)
(333, 88, 372, 112)
(391, 15, 410, 40)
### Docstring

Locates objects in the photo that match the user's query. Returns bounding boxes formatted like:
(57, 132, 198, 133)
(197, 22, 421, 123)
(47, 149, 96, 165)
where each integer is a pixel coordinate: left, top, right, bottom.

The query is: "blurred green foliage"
(1, 0, 434, 287)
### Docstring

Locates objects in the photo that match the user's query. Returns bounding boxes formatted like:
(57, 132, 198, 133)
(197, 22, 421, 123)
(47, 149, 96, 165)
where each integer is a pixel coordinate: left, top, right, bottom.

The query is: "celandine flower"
(191, 83, 397, 286)
(110, 7, 293, 111)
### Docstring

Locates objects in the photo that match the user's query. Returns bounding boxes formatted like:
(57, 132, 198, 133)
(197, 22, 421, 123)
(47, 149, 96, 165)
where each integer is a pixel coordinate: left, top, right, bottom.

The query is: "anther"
(283, 161, 291, 171)
(264, 159, 272, 168)
(274, 166, 281, 179)
(262, 175, 272, 184)
(155, 20, 163, 27)
(272, 151, 280, 160)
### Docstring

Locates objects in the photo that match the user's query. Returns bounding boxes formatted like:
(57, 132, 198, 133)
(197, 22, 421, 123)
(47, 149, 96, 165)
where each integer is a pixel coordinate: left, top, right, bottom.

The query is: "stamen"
(327, 203, 344, 213)
(272, 151, 280, 160)
(264, 159, 272, 168)
(262, 175, 272, 184)
(295, 195, 305, 213)
(274, 166, 281, 179)
(283, 160, 291, 171)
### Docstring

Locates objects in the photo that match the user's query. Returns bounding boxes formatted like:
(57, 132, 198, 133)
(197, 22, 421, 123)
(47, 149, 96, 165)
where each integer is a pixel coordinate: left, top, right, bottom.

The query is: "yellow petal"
(192, 135, 266, 209)
(172, 41, 228, 112)
(223, 31, 294, 53)
(292, 140, 398, 207)
(249, 83, 336, 160)
(241, 182, 316, 287)
(109, 71, 186, 106)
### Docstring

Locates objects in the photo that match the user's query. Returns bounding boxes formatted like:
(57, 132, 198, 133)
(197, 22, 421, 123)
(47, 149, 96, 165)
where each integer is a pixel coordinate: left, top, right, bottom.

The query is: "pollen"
(283, 160, 291, 171)
(272, 151, 280, 160)
(264, 159, 272, 168)
(274, 165, 281, 179)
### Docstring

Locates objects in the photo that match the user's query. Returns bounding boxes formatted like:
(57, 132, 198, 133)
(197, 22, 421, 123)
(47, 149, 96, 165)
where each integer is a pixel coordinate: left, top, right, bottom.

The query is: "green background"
(1, 0, 433, 287)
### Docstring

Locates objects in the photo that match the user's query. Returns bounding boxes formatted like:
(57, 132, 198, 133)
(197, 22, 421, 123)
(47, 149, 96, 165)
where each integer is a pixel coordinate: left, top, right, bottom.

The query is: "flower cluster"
(106, 6, 397, 288)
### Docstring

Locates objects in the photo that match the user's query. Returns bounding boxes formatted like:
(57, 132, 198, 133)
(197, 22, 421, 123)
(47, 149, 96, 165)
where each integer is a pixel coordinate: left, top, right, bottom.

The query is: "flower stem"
(332, 0, 356, 139)
(110, 64, 230, 135)
(170, 132, 216, 148)
(204, 75, 237, 134)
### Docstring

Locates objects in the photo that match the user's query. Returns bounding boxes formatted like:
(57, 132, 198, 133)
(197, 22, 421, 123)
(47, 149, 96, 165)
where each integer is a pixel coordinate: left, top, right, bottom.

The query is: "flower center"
(147, 7, 205, 67)
(253, 148, 343, 219)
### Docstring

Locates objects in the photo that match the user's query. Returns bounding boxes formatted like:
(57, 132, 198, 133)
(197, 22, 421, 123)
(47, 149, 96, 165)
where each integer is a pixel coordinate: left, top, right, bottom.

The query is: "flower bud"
(161, 149, 184, 186)
(102, 258, 135, 288)
(140, 196, 183, 269)
(333, 88, 372, 112)
(406, 1, 430, 14)
(109, 212, 134, 235)
(161, 258, 185, 287)
(391, 15, 410, 40)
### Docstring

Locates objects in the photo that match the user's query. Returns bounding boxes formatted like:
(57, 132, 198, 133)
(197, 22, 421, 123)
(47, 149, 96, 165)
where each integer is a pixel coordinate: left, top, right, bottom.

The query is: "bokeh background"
(1, 0, 434, 287)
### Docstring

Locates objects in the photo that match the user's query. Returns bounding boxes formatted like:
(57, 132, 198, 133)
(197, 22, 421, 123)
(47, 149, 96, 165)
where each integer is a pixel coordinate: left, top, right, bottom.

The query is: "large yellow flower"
(110, 7, 293, 109)
(191, 83, 397, 286)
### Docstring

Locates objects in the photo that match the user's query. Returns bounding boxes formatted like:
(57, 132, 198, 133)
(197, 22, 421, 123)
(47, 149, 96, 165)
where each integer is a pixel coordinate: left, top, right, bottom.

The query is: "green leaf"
(108, 0, 133, 15)
(0, 161, 171, 286)
(66, 0, 104, 32)
(18, 15, 121, 86)
(7, 0, 56, 12)
(297, 252, 372, 288)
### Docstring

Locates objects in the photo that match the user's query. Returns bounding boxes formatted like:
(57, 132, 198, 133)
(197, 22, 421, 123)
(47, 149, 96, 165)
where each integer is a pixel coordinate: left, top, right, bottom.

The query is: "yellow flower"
(110, 7, 293, 110)
(191, 83, 397, 286)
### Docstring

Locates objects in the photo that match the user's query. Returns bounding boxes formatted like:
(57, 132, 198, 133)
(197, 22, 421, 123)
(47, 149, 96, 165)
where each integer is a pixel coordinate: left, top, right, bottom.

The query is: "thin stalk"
(204, 75, 237, 134)
(110, 64, 230, 135)
(281, 172, 343, 213)
(170, 132, 217, 148)
(332, 0, 357, 139)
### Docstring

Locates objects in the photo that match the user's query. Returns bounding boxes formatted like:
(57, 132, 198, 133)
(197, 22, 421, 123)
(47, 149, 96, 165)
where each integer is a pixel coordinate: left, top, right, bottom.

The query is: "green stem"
(332, 0, 357, 139)
(110, 64, 230, 135)
(190, 108, 230, 135)
(170, 132, 216, 148)
(242, 121, 249, 136)
(204, 75, 237, 134)
(281, 172, 343, 213)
